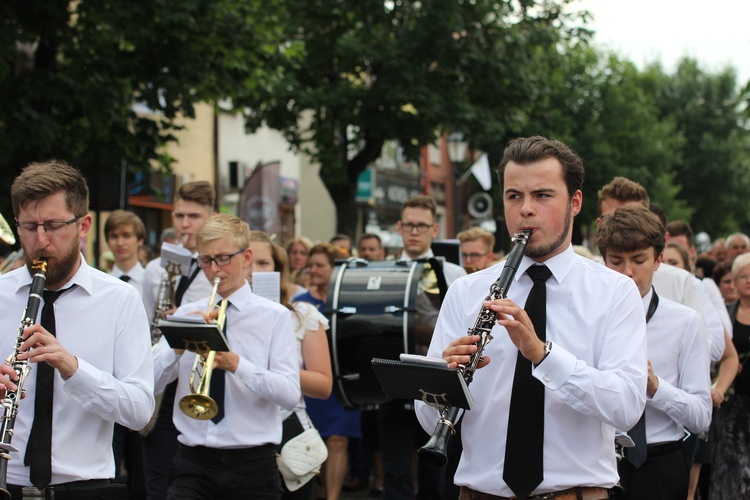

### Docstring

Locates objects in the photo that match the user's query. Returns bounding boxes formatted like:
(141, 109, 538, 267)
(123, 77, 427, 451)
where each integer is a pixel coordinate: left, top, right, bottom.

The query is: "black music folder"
(371, 355, 474, 410)
(157, 316, 229, 352)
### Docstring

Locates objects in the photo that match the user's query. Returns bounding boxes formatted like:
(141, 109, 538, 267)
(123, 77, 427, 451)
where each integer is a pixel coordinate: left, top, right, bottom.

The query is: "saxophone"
(0, 259, 48, 499)
(417, 230, 531, 467)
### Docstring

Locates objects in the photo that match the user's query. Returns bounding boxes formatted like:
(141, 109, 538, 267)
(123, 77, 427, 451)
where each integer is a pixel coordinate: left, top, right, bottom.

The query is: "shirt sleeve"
(649, 313, 713, 434)
(62, 287, 156, 430)
(233, 310, 301, 411)
(531, 278, 648, 431)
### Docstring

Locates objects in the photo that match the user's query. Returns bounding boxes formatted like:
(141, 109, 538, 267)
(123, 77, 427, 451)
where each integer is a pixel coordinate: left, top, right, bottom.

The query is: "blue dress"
(295, 291, 362, 438)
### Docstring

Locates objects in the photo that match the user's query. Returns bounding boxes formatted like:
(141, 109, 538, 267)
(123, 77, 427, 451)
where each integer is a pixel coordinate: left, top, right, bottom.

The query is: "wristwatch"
(535, 340, 552, 367)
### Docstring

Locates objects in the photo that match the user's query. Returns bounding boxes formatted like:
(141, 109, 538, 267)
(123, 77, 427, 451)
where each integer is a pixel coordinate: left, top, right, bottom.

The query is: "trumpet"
(418, 230, 531, 467)
(179, 277, 228, 420)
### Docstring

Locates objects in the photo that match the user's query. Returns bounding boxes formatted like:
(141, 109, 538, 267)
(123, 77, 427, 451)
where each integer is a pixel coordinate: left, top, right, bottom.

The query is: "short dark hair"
(175, 181, 215, 209)
(597, 205, 665, 259)
(498, 136, 584, 198)
(666, 220, 694, 246)
(596, 177, 649, 216)
(105, 210, 146, 241)
(402, 195, 437, 220)
(358, 233, 382, 247)
(11, 160, 89, 217)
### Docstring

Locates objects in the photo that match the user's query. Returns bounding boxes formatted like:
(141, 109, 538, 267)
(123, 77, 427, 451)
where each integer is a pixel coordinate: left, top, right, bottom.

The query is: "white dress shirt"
(694, 277, 726, 362)
(415, 245, 648, 496)
(142, 253, 214, 317)
(153, 282, 301, 449)
(282, 301, 330, 428)
(641, 289, 712, 444)
(0, 257, 155, 486)
(652, 263, 702, 312)
(110, 261, 146, 298)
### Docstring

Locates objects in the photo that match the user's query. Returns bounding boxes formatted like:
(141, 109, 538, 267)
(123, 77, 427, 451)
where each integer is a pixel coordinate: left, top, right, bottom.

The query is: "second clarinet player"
(0, 161, 154, 499)
(415, 137, 648, 499)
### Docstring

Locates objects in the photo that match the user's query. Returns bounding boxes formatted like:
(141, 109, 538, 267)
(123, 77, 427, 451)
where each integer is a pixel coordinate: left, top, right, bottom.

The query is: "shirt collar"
(399, 249, 434, 262)
(219, 281, 252, 312)
(112, 262, 145, 278)
(515, 244, 575, 285)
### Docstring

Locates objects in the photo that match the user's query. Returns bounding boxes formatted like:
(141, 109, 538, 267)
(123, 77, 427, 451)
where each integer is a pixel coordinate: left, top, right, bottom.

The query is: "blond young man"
(457, 227, 496, 272)
(153, 214, 300, 499)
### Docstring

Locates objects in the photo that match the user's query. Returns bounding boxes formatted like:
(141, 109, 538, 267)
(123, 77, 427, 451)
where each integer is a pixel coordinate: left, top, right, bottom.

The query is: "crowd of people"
(0, 138, 749, 499)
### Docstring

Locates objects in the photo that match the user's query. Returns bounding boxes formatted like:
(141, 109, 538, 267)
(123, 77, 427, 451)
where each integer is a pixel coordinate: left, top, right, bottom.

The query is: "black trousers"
(142, 381, 179, 500)
(167, 443, 281, 500)
(614, 442, 687, 500)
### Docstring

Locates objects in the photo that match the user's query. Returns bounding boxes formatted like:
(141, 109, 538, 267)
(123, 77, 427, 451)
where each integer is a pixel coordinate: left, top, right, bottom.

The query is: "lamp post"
(447, 132, 468, 235)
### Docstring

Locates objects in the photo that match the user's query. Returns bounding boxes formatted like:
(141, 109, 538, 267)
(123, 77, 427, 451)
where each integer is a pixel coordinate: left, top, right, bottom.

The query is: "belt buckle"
(21, 486, 50, 499)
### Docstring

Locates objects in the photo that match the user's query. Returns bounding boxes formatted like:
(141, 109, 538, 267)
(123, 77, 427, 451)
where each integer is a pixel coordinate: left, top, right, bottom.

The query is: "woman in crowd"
(248, 232, 333, 499)
(287, 236, 313, 296)
(710, 253, 750, 498)
(296, 243, 361, 500)
(714, 262, 739, 305)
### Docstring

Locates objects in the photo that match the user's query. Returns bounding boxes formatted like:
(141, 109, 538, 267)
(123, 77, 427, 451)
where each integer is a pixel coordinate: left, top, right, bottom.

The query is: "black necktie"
(209, 300, 228, 423)
(626, 290, 660, 468)
(119, 275, 131, 283)
(173, 259, 199, 307)
(25, 286, 74, 489)
(503, 265, 552, 498)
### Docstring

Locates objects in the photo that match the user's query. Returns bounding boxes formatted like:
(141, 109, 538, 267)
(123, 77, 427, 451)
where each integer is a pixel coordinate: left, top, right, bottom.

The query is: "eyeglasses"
(461, 252, 489, 261)
(399, 222, 434, 233)
(197, 248, 246, 268)
(16, 216, 82, 235)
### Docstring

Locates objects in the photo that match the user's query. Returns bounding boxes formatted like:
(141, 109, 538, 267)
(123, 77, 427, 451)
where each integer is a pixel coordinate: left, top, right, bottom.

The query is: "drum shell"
(324, 259, 423, 409)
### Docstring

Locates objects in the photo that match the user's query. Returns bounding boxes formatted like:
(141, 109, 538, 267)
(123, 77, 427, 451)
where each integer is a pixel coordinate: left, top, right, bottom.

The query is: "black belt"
(8, 479, 127, 500)
(646, 440, 682, 457)
(179, 442, 276, 460)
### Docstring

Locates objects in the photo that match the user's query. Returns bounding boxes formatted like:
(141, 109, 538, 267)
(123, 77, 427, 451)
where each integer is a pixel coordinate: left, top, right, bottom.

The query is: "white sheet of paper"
(252, 272, 280, 303)
(160, 242, 193, 276)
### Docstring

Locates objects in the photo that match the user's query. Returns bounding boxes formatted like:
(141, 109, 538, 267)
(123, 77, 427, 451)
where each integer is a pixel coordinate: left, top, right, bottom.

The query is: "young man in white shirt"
(0, 161, 154, 498)
(141, 180, 217, 500)
(153, 214, 300, 499)
(105, 208, 149, 498)
(105, 209, 147, 299)
(597, 204, 712, 499)
(417, 136, 648, 499)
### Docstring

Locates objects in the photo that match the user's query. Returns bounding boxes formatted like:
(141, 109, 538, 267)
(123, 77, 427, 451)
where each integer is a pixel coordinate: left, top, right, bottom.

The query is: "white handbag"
(277, 427, 328, 491)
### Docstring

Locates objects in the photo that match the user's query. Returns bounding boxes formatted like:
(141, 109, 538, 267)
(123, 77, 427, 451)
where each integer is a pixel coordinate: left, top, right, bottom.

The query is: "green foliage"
(0, 0, 272, 212)
(238, 0, 589, 233)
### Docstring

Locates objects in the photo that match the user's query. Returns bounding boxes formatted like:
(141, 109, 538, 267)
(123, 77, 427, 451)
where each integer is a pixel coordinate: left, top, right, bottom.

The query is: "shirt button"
(543, 374, 552, 383)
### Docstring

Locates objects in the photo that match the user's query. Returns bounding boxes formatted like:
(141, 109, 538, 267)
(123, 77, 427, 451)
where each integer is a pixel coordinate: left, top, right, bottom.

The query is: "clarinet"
(0, 259, 48, 499)
(417, 231, 530, 467)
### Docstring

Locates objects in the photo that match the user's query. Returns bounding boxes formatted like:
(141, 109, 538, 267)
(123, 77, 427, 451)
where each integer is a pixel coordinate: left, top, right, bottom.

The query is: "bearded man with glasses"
(0, 160, 154, 499)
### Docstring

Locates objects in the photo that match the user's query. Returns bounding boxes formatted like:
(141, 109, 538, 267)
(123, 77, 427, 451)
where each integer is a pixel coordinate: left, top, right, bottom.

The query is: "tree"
(647, 58, 750, 236)
(0, 0, 276, 215)
(514, 43, 687, 226)
(239, 0, 589, 235)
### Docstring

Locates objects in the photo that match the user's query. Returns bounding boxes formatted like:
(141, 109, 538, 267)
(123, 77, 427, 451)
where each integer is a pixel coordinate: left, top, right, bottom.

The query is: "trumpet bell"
(179, 394, 219, 420)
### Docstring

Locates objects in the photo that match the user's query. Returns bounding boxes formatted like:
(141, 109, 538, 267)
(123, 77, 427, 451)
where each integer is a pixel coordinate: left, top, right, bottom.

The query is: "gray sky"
(578, 0, 750, 84)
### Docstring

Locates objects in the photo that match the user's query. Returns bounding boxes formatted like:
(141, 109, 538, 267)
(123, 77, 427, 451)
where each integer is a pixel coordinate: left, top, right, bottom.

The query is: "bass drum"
(324, 258, 426, 409)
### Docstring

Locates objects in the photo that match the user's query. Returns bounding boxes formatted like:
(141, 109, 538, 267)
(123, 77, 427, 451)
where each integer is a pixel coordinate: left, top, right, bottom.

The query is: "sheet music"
(252, 272, 280, 303)
(160, 242, 193, 276)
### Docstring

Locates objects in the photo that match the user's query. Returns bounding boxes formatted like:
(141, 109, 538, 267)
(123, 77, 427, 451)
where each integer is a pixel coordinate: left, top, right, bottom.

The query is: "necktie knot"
(43, 287, 71, 305)
(526, 265, 552, 283)
(119, 274, 131, 283)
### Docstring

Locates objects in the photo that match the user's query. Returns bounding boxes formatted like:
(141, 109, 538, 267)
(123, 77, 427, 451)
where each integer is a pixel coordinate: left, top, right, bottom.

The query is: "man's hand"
(17, 324, 79, 380)
(488, 298, 547, 364)
(443, 335, 489, 370)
